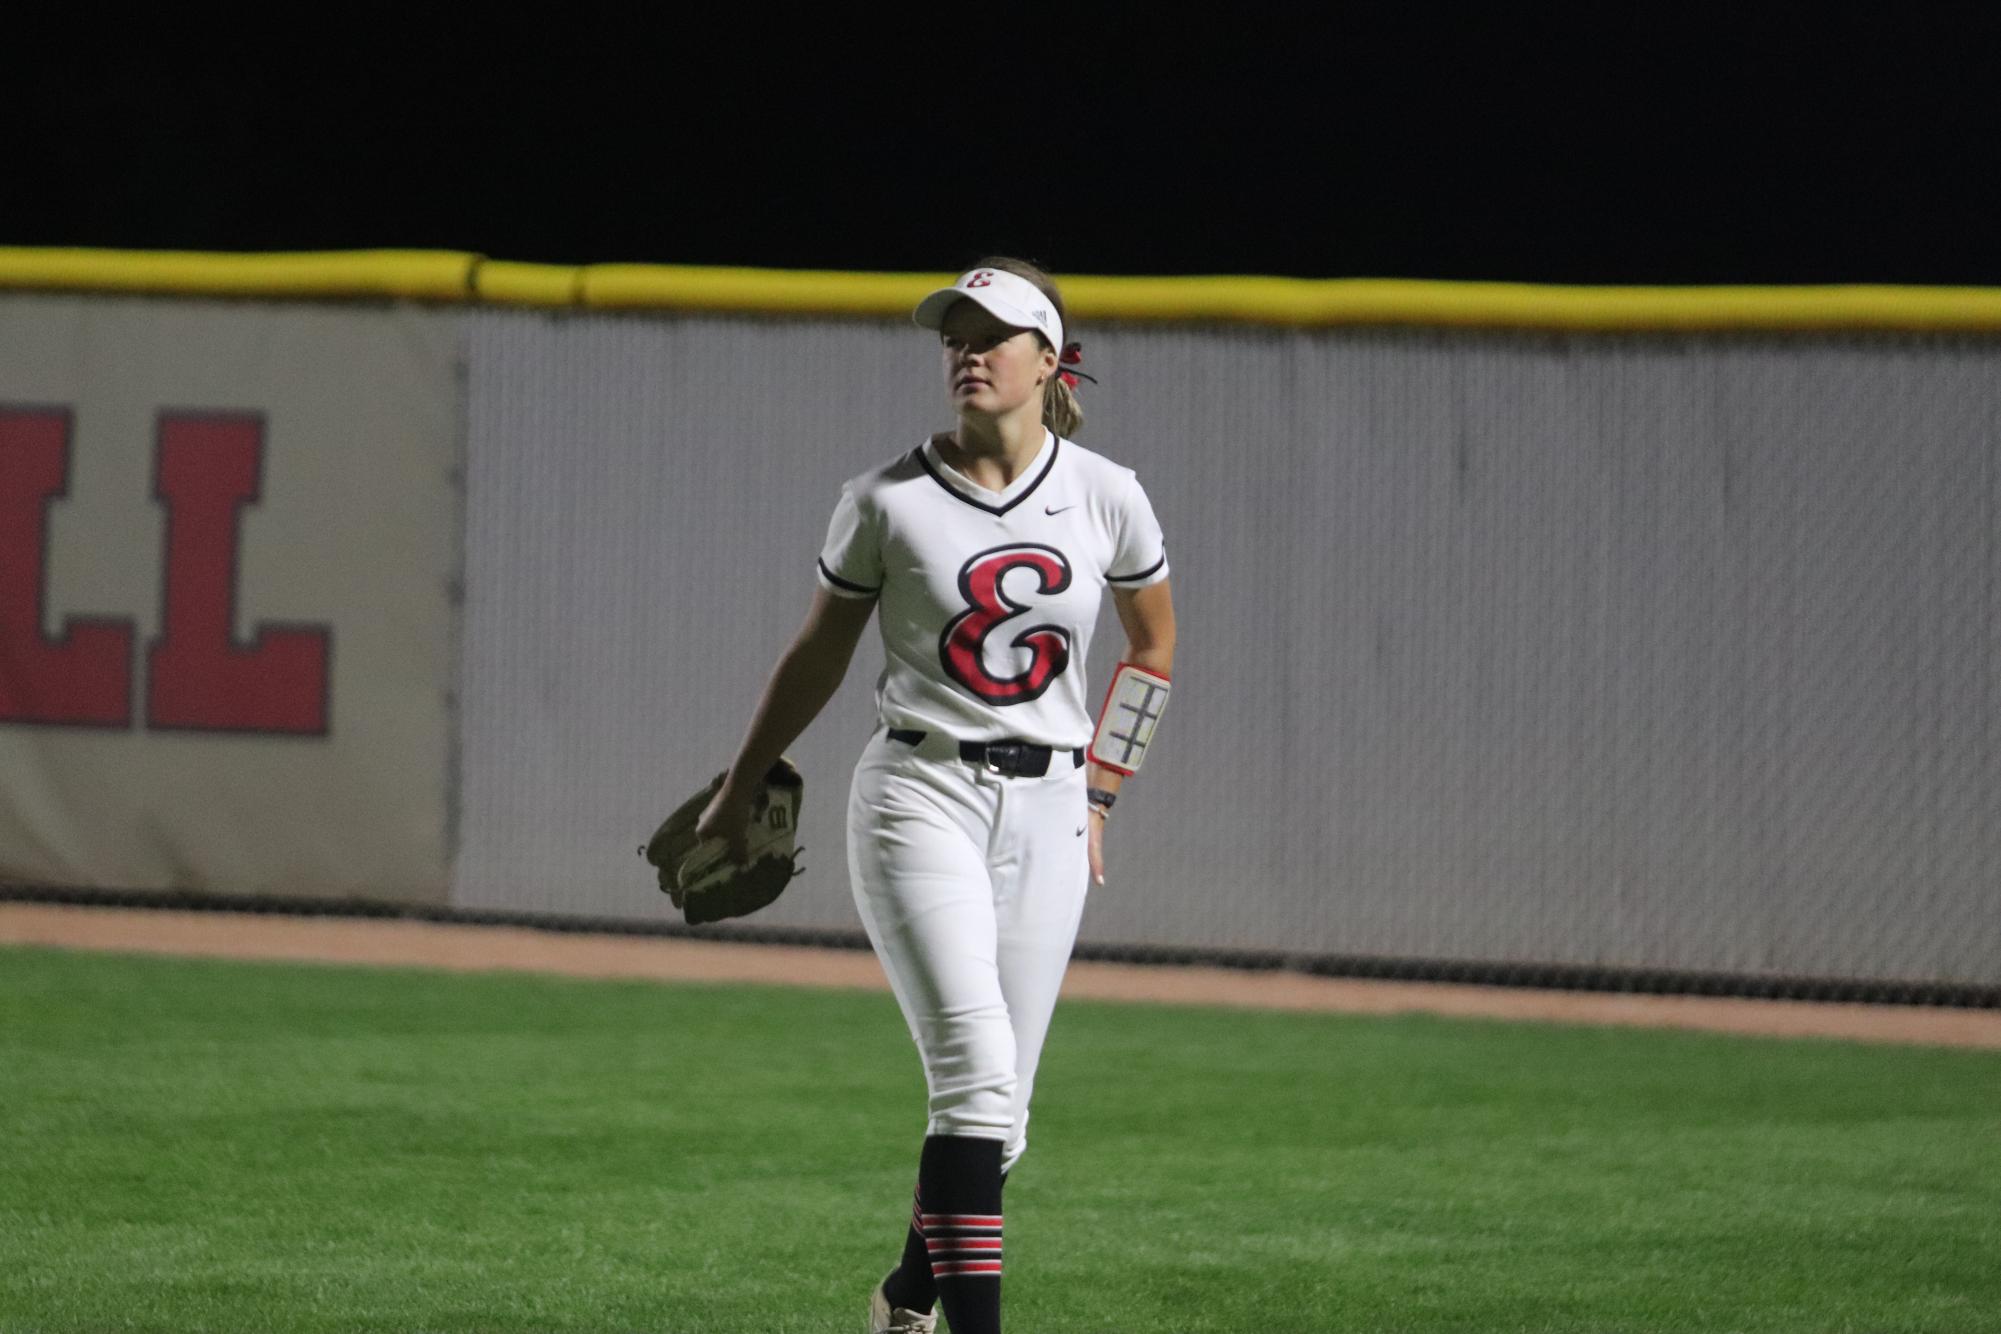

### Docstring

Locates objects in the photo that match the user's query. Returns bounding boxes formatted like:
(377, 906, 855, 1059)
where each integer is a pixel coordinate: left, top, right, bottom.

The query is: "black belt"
(887, 728, 1084, 777)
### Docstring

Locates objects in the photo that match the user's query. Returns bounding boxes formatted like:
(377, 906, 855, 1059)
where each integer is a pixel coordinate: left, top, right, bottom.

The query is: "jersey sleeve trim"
(816, 558, 881, 598)
(1105, 551, 1168, 584)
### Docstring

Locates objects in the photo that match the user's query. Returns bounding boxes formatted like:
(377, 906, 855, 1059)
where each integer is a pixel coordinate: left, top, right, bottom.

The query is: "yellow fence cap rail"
(473, 260, 584, 307)
(1158, 278, 2001, 333)
(580, 264, 945, 315)
(0, 248, 478, 302)
(3, 248, 2001, 331)
(571, 265, 2001, 333)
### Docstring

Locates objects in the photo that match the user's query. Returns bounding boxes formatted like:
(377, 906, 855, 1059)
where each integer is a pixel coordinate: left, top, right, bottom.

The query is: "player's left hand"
(1088, 807, 1107, 885)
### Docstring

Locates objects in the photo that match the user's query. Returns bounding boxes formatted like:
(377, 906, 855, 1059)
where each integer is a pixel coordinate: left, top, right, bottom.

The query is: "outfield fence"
(2, 255, 1996, 992)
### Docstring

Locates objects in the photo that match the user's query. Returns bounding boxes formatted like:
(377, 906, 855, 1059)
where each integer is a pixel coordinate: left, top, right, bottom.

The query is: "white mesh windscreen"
(457, 311, 2000, 985)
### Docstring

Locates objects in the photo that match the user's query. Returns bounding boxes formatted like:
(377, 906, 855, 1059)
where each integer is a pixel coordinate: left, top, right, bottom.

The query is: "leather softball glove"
(640, 757, 804, 925)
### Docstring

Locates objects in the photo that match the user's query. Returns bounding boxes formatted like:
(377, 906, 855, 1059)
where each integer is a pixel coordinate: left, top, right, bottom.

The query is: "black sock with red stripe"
(883, 1162, 1008, 1314)
(913, 1135, 1003, 1334)
(882, 1183, 934, 1313)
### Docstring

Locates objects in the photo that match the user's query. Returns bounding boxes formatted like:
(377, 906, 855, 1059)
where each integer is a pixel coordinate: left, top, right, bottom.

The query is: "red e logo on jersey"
(940, 543, 1072, 706)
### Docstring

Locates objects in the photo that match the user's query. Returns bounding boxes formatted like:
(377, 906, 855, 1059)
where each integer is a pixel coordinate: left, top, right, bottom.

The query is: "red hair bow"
(1057, 341, 1098, 390)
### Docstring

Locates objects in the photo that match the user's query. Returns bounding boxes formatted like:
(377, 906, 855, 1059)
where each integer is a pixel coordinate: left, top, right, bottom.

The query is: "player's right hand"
(695, 784, 755, 866)
(1088, 805, 1107, 886)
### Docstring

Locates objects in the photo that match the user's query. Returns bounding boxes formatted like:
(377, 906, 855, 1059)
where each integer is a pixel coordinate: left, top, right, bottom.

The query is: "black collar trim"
(916, 433, 1061, 516)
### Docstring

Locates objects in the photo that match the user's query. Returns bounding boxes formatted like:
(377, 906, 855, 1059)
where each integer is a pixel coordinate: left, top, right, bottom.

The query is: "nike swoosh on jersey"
(1045, 504, 1075, 515)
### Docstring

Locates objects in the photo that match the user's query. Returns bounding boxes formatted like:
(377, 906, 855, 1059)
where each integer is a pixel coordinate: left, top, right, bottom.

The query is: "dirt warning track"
(4, 902, 1997, 1050)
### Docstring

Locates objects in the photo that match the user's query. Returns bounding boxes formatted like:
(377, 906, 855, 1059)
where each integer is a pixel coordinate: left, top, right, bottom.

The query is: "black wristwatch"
(1086, 787, 1117, 813)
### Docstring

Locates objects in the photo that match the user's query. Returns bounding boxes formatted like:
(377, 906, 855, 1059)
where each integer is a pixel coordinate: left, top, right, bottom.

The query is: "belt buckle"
(984, 742, 1022, 775)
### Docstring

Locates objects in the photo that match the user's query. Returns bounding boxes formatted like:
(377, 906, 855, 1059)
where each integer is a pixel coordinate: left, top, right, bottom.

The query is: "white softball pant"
(846, 725, 1093, 1176)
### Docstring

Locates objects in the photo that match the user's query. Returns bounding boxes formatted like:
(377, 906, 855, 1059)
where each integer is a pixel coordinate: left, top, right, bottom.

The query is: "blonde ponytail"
(972, 254, 1085, 438)
(1043, 374, 1083, 438)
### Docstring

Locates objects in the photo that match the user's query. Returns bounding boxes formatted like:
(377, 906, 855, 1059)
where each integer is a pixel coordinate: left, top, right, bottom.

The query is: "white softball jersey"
(816, 430, 1169, 749)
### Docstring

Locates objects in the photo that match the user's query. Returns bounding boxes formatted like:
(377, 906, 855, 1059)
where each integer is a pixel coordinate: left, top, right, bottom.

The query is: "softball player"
(698, 257, 1176, 1334)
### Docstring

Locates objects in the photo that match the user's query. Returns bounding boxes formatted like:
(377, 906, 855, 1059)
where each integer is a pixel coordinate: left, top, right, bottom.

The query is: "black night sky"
(13, 9, 2001, 285)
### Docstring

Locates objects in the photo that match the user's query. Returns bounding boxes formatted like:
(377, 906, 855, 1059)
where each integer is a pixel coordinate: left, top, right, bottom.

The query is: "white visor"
(913, 267, 1064, 353)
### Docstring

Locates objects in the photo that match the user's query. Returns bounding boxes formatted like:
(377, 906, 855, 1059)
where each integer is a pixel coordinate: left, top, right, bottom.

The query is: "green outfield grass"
(1, 946, 1997, 1334)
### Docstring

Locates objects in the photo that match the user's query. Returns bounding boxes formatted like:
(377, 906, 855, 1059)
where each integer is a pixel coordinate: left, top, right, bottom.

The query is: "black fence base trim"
(5, 883, 1996, 1010)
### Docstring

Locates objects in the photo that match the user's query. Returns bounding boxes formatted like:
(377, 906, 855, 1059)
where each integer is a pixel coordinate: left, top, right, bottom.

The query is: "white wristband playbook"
(1087, 661, 1171, 777)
